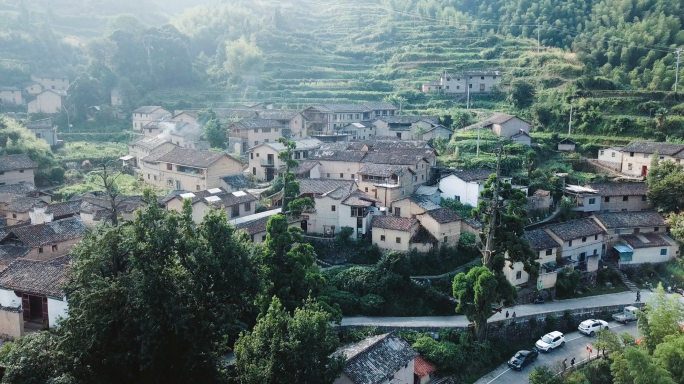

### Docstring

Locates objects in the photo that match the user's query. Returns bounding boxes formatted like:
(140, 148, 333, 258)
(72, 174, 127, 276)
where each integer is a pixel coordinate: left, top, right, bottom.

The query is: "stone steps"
(605, 261, 639, 292)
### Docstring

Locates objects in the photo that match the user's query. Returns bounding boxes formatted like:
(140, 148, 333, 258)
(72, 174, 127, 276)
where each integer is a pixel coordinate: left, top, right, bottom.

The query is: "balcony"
(260, 159, 276, 167)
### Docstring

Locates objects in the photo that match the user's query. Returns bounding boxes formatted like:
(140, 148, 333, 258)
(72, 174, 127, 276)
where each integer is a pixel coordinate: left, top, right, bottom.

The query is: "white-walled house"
(164, 188, 258, 224)
(565, 183, 651, 213)
(439, 169, 493, 207)
(544, 219, 605, 272)
(28, 89, 66, 115)
(619, 141, 684, 177)
(597, 147, 624, 166)
(438, 70, 501, 94)
(614, 233, 679, 268)
(30, 75, 69, 91)
(371, 215, 435, 252)
(462, 113, 531, 141)
(0, 154, 36, 186)
(25, 118, 59, 147)
(334, 333, 418, 384)
(132, 106, 171, 132)
(247, 139, 322, 182)
(505, 229, 561, 288)
(0, 87, 23, 106)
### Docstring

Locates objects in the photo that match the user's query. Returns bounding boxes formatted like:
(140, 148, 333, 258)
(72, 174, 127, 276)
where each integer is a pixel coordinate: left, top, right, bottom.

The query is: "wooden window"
(396, 237, 401, 244)
(167, 163, 172, 170)
(623, 196, 629, 201)
(244, 203, 251, 211)
(38, 247, 44, 253)
(340, 173, 344, 178)
(546, 249, 553, 256)
(380, 235, 386, 241)
(582, 237, 587, 243)
(231, 205, 240, 218)
(52, 244, 58, 252)
(331, 205, 336, 212)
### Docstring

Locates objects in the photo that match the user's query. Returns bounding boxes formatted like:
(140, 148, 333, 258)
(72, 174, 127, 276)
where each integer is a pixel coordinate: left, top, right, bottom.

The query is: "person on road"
(506, 311, 509, 318)
(636, 290, 641, 302)
(571, 358, 575, 370)
(562, 358, 568, 371)
(512, 312, 516, 318)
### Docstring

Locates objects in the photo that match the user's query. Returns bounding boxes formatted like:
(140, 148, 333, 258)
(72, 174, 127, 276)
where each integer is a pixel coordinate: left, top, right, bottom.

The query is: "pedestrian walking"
(562, 358, 568, 372)
(512, 312, 516, 318)
(506, 311, 509, 318)
(636, 290, 641, 302)
(571, 358, 575, 369)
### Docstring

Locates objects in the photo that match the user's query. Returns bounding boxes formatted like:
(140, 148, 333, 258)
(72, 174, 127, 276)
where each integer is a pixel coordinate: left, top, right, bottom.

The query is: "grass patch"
(55, 142, 127, 164)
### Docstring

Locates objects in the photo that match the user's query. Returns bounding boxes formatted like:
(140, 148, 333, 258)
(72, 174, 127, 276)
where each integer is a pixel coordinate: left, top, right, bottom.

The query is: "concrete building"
(25, 118, 59, 147)
(462, 113, 532, 143)
(558, 138, 577, 152)
(614, 233, 679, 268)
(132, 106, 171, 132)
(27, 90, 66, 115)
(618, 141, 684, 177)
(372, 115, 441, 140)
(506, 229, 561, 288)
(0, 154, 36, 186)
(0, 87, 23, 106)
(30, 75, 69, 91)
(358, 164, 416, 207)
(255, 110, 308, 139)
(437, 70, 501, 94)
(597, 147, 624, 168)
(421, 82, 442, 93)
(438, 169, 493, 207)
(248, 139, 322, 182)
(123, 135, 176, 171)
(164, 188, 258, 224)
(229, 119, 289, 154)
(0, 217, 87, 262)
(141, 147, 244, 191)
(301, 183, 379, 238)
(544, 219, 605, 272)
(334, 333, 418, 384)
(564, 182, 651, 213)
(301, 102, 398, 133)
(592, 211, 667, 246)
(371, 215, 435, 252)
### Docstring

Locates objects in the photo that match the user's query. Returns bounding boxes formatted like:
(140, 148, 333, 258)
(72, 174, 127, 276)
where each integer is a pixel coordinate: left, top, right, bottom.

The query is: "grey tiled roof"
(546, 219, 605, 241)
(358, 164, 408, 177)
(133, 106, 165, 114)
(426, 208, 461, 223)
(232, 119, 288, 129)
(221, 174, 252, 189)
(150, 147, 227, 168)
(361, 152, 425, 166)
(0, 154, 36, 172)
(44, 200, 82, 218)
(278, 160, 321, 175)
(0, 245, 30, 267)
(0, 195, 46, 213)
(448, 168, 494, 182)
(309, 148, 367, 162)
(234, 215, 271, 235)
(585, 182, 648, 197)
(316, 103, 370, 113)
(463, 113, 517, 130)
(168, 189, 257, 208)
(620, 233, 674, 249)
(622, 141, 684, 156)
(362, 139, 430, 150)
(255, 110, 298, 120)
(1, 217, 88, 247)
(0, 183, 38, 196)
(342, 190, 378, 207)
(259, 139, 322, 152)
(372, 216, 417, 232)
(410, 225, 438, 244)
(0, 256, 72, 298)
(464, 217, 483, 230)
(408, 195, 441, 211)
(129, 135, 171, 150)
(361, 101, 399, 110)
(337, 333, 418, 384)
(374, 115, 439, 125)
(523, 230, 560, 251)
(291, 179, 356, 196)
(592, 211, 665, 229)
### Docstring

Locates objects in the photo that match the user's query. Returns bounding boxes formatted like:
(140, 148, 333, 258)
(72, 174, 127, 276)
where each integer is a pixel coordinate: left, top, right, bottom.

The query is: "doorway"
(266, 168, 275, 181)
(22, 293, 48, 324)
(300, 220, 307, 232)
(642, 166, 648, 176)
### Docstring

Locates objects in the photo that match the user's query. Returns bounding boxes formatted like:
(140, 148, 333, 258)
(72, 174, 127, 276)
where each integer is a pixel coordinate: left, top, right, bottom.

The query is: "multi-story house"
(462, 113, 532, 145)
(132, 106, 171, 132)
(255, 110, 308, 139)
(25, 118, 59, 147)
(357, 164, 416, 206)
(372, 115, 441, 140)
(0, 217, 87, 261)
(27, 89, 66, 115)
(124, 135, 176, 171)
(564, 182, 651, 214)
(30, 75, 69, 91)
(506, 229, 562, 289)
(301, 102, 398, 133)
(164, 188, 258, 223)
(617, 141, 684, 177)
(247, 139, 322, 182)
(544, 219, 605, 272)
(438, 70, 501, 94)
(370, 216, 435, 252)
(0, 87, 23, 106)
(591, 211, 666, 246)
(141, 147, 244, 191)
(0, 154, 36, 186)
(228, 119, 289, 154)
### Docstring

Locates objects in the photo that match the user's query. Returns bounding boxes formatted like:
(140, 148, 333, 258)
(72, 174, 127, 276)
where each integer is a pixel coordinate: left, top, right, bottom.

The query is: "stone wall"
(0, 306, 24, 339)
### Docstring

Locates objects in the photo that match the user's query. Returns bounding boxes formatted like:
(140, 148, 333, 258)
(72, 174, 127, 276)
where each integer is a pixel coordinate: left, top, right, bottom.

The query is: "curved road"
(340, 291, 650, 328)
(474, 321, 638, 384)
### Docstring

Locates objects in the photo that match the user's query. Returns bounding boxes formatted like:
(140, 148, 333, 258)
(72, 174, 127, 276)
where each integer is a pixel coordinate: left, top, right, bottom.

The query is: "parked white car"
(578, 319, 609, 336)
(535, 331, 565, 352)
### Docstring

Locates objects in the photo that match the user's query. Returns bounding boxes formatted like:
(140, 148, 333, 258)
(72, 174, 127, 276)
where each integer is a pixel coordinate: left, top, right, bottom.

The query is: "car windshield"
(541, 335, 554, 343)
(514, 352, 525, 359)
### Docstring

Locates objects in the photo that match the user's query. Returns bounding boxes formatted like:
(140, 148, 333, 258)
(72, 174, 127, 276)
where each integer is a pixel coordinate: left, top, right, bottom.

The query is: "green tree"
(67, 75, 104, 122)
(506, 80, 536, 109)
(453, 266, 501, 340)
(1, 193, 262, 383)
(234, 296, 345, 384)
(653, 333, 684, 383)
(277, 137, 314, 217)
(529, 365, 563, 384)
(666, 212, 684, 243)
(203, 119, 225, 148)
(611, 346, 675, 384)
(223, 37, 264, 86)
(638, 284, 684, 354)
(645, 159, 684, 213)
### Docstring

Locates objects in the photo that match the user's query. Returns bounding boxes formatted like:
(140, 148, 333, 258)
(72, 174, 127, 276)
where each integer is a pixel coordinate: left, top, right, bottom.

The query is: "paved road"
(340, 291, 650, 328)
(473, 321, 638, 384)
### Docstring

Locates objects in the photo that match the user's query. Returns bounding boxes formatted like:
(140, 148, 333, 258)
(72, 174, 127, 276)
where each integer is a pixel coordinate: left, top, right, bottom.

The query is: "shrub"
(360, 294, 385, 315)
(555, 268, 581, 299)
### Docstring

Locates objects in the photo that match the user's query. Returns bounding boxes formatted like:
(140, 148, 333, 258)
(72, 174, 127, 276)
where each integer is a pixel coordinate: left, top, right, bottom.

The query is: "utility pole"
(675, 48, 682, 94)
(466, 82, 470, 110)
(477, 127, 480, 158)
(537, 23, 541, 54)
(568, 104, 573, 135)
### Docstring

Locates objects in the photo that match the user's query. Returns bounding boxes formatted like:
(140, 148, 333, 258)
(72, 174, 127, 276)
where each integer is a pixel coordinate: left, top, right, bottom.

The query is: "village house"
(462, 113, 532, 144)
(421, 81, 442, 93)
(0, 154, 36, 186)
(414, 356, 437, 384)
(391, 195, 441, 218)
(141, 147, 244, 191)
(616, 141, 684, 177)
(544, 219, 605, 272)
(29, 194, 146, 227)
(418, 207, 462, 247)
(301, 102, 398, 133)
(123, 135, 176, 171)
(27, 89, 66, 115)
(564, 182, 651, 214)
(358, 164, 416, 207)
(432, 70, 501, 94)
(132, 106, 171, 131)
(0, 217, 88, 262)
(371, 215, 435, 252)
(597, 147, 624, 170)
(0, 256, 71, 334)
(439, 169, 493, 207)
(614, 233, 679, 268)
(506, 229, 561, 288)
(25, 118, 59, 147)
(164, 188, 258, 224)
(277, 160, 321, 180)
(558, 138, 577, 152)
(334, 333, 418, 384)
(24, 82, 43, 95)
(232, 209, 289, 243)
(228, 119, 289, 154)
(110, 88, 122, 106)
(372, 115, 440, 140)
(0, 87, 23, 106)
(255, 110, 308, 139)
(172, 110, 199, 125)
(30, 75, 69, 91)
(527, 189, 553, 211)
(591, 211, 667, 246)
(0, 183, 51, 203)
(248, 139, 322, 182)
(168, 123, 208, 150)
(1, 195, 47, 226)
